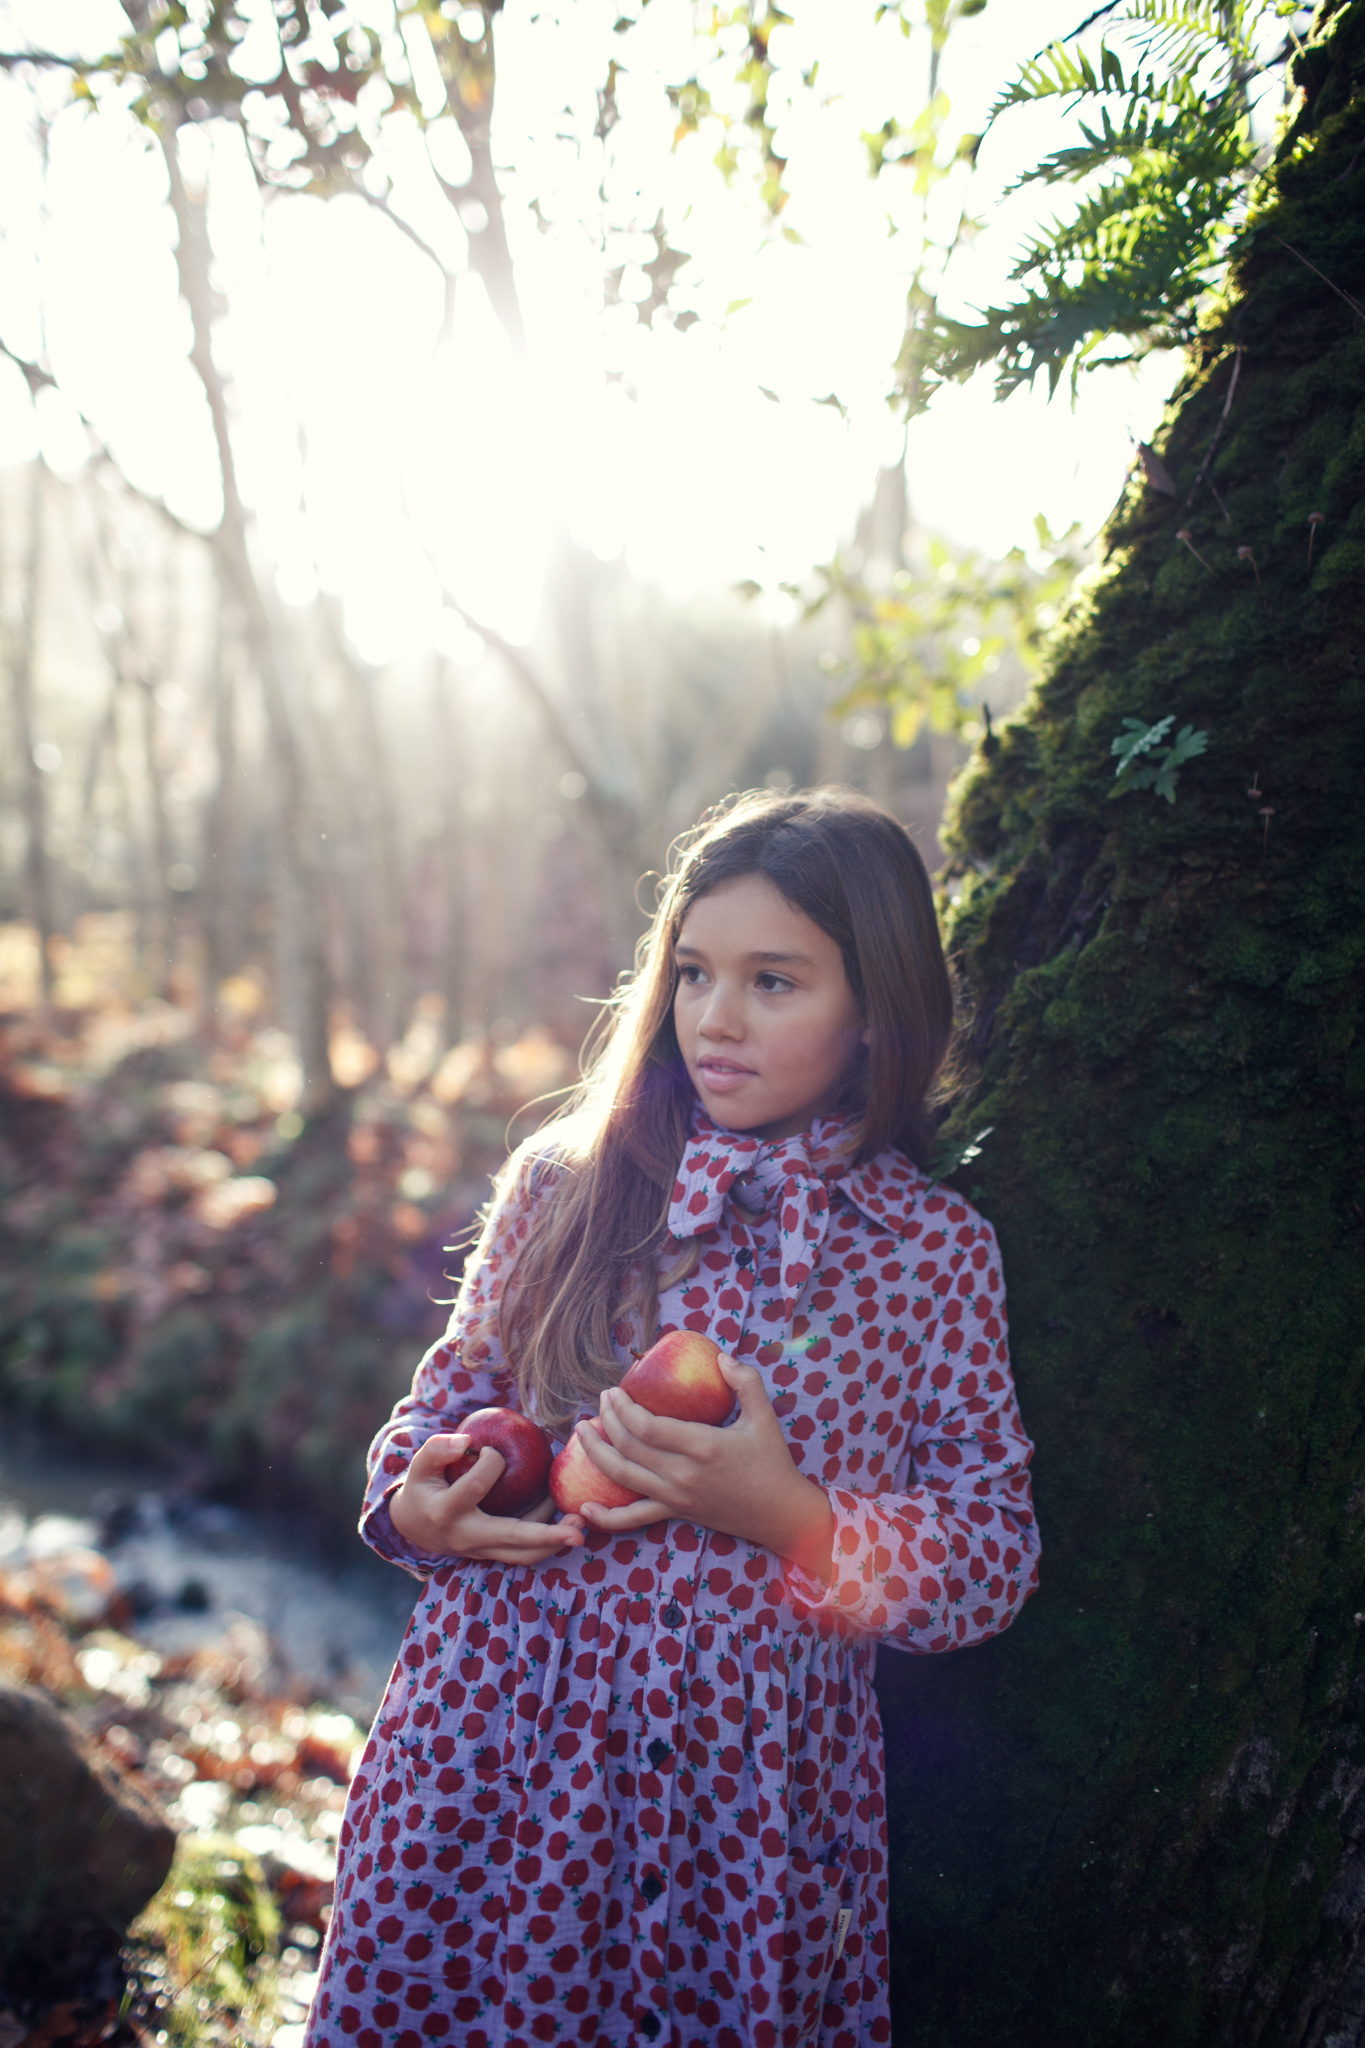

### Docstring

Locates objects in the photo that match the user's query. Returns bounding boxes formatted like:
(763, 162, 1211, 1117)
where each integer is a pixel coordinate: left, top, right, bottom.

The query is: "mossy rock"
(877, 5, 1365, 2042)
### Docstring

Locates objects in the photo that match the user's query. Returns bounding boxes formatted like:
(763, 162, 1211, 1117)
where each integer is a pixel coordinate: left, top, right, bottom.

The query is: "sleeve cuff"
(360, 1484, 449, 1581)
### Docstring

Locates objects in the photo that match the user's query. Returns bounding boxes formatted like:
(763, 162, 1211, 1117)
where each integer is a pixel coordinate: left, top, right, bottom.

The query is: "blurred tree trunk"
(74, 671, 118, 928)
(430, 652, 465, 1042)
(108, 681, 154, 979)
(201, 596, 239, 1005)
(426, 6, 525, 351)
(132, 675, 173, 994)
(160, 120, 335, 1113)
(878, 12, 1365, 2042)
(321, 605, 409, 1052)
(6, 460, 55, 1004)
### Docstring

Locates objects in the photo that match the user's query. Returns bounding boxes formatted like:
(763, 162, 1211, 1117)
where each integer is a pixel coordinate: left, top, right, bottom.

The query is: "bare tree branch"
(441, 595, 607, 801)
(349, 181, 458, 283)
(0, 51, 78, 71)
(0, 336, 213, 545)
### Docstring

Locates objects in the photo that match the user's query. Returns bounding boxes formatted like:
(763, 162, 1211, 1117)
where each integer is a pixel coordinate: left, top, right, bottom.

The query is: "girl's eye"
(677, 962, 706, 984)
(756, 972, 794, 994)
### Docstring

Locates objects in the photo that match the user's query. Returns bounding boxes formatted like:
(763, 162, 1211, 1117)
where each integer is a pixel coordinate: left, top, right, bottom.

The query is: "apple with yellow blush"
(621, 1330, 734, 1426)
(547, 1331, 735, 1515)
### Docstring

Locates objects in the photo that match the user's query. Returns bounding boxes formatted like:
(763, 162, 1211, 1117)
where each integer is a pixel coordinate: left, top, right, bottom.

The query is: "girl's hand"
(388, 1433, 586, 1566)
(575, 1353, 835, 1582)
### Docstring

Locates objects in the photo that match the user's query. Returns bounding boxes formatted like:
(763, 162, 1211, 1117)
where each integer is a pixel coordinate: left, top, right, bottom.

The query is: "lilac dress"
(306, 1111, 1039, 2048)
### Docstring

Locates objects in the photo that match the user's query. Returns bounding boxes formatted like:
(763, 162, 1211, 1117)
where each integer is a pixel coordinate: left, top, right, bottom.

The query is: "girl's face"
(672, 872, 867, 1143)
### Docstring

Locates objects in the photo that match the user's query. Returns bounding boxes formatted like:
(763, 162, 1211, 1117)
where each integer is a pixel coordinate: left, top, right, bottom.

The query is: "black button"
(641, 1872, 664, 1904)
(647, 1738, 670, 1768)
(662, 1604, 684, 1627)
(640, 2014, 661, 2040)
(736, 1248, 753, 1268)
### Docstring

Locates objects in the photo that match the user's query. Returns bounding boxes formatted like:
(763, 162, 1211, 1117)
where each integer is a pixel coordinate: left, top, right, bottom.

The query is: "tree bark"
(429, 652, 466, 1042)
(6, 460, 55, 1004)
(431, 9, 526, 351)
(880, 8, 1365, 2042)
(201, 593, 239, 1004)
(160, 119, 335, 1112)
(133, 677, 173, 994)
(320, 603, 409, 1051)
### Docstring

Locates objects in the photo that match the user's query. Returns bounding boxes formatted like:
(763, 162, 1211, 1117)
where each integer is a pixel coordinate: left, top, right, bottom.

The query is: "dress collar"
(666, 1103, 929, 1246)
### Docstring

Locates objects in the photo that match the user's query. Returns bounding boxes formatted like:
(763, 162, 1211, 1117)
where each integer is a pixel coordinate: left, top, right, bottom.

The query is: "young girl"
(306, 788, 1038, 2048)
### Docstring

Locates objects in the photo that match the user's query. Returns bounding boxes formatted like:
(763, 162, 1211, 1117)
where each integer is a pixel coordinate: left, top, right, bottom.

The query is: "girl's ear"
(860, 1023, 874, 1049)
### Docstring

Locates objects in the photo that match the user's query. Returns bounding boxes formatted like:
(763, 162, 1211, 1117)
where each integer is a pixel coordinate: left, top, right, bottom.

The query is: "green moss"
(878, 4, 1365, 2040)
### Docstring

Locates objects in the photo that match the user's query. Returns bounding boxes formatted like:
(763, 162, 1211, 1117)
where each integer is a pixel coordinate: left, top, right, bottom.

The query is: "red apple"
(444, 1407, 553, 1518)
(549, 1420, 642, 1515)
(620, 1331, 733, 1426)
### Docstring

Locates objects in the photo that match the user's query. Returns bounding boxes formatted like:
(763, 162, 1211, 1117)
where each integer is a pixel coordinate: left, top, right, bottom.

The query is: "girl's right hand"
(388, 1433, 586, 1565)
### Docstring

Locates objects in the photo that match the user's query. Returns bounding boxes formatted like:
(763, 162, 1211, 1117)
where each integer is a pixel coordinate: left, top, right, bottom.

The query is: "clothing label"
(797, 1905, 856, 2045)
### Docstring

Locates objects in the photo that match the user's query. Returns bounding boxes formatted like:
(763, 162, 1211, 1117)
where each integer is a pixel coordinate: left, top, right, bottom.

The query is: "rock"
(0, 1682, 175, 1952)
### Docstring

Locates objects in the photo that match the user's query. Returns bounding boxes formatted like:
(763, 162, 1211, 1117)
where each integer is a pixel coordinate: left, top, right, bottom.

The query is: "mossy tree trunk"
(876, 8, 1365, 2042)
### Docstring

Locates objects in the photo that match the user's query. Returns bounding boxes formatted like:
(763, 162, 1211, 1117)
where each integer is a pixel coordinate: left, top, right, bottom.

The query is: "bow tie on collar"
(667, 1111, 862, 1326)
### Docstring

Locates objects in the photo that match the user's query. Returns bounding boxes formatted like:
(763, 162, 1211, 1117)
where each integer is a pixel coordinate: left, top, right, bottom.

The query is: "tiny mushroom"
(1176, 529, 1217, 575)
(1238, 545, 1270, 614)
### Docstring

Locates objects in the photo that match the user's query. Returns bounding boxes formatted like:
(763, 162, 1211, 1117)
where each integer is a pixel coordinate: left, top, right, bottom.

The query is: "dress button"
(640, 2013, 661, 2039)
(662, 1604, 683, 1627)
(641, 1872, 664, 1904)
(647, 1738, 670, 1768)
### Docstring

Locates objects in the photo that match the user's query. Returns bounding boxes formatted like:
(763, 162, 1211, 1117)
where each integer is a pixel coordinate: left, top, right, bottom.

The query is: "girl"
(306, 788, 1039, 2048)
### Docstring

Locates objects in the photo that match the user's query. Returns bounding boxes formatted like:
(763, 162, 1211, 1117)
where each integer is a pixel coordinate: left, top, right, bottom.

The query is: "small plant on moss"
(929, 1126, 994, 1185)
(1109, 715, 1209, 803)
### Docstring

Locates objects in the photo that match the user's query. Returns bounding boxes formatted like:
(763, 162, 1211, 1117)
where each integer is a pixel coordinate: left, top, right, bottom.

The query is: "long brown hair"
(491, 787, 954, 1438)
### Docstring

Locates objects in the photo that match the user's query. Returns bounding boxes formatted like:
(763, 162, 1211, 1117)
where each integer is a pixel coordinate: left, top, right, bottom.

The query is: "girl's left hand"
(575, 1352, 835, 1582)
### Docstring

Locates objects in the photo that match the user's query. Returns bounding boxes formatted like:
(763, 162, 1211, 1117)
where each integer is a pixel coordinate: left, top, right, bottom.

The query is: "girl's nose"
(697, 983, 743, 1040)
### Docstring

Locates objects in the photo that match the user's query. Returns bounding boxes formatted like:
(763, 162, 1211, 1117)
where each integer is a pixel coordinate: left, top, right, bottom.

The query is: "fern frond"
(1009, 139, 1244, 279)
(896, 0, 1284, 416)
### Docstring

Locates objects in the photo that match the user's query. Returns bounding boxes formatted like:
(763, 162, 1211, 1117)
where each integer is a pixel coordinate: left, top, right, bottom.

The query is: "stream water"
(0, 1431, 416, 1722)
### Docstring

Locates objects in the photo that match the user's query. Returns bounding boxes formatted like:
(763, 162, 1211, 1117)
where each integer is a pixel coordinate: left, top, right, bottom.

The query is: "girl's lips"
(696, 1059, 755, 1093)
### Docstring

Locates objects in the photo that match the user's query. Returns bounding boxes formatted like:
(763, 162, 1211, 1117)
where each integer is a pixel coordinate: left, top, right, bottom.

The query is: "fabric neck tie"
(667, 1112, 860, 1327)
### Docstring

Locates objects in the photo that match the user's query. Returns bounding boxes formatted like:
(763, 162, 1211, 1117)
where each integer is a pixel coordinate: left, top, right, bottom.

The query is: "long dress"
(305, 1109, 1039, 2048)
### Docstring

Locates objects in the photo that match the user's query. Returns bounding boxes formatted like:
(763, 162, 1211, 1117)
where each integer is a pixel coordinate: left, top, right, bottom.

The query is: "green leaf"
(928, 1126, 995, 1183)
(1111, 714, 1174, 770)
(1166, 722, 1210, 768)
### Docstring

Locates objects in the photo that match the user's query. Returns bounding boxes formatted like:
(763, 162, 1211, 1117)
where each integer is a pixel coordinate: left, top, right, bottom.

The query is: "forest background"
(0, 0, 1158, 1528)
(3, 0, 1364, 2043)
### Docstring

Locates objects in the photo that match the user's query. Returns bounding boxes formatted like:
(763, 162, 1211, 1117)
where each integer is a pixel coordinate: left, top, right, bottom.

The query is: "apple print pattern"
(306, 1110, 1038, 2048)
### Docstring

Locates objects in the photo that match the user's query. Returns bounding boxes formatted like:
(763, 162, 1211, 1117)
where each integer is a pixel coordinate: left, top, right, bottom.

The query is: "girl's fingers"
(600, 1387, 693, 1450)
(717, 1355, 772, 1413)
(578, 1496, 668, 1532)
(437, 1443, 508, 1511)
(406, 1432, 471, 1479)
(577, 1419, 668, 1497)
(459, 1517, 585, 1557)
(595, 1393, 655, 1459)
(467, 1540, 583, 1564)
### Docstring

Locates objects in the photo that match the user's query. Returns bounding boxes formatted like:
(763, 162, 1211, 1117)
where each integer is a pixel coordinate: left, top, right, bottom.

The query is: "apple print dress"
(306, 1109, 1039, 2048)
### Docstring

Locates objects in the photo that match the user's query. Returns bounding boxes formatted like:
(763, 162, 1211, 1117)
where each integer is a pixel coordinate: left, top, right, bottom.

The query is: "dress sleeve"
(785, 1215, 1040, 1651)
(358, 1146, 557, 1578)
